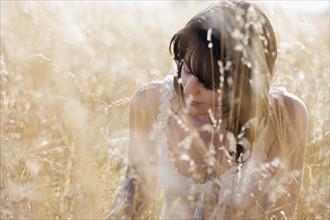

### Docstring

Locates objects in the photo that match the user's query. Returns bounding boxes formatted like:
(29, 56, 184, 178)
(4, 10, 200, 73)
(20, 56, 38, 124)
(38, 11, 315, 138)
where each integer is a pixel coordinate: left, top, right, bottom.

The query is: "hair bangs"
(184, 34, 221, 90)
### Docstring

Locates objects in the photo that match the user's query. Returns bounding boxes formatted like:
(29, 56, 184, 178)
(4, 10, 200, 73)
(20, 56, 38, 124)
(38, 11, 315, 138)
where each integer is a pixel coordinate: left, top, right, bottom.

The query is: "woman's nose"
(183, 75, 201, 96)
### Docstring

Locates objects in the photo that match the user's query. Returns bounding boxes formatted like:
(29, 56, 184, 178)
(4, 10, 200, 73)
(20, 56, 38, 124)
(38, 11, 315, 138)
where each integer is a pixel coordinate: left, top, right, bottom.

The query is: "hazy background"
(1, 1, 329, 219)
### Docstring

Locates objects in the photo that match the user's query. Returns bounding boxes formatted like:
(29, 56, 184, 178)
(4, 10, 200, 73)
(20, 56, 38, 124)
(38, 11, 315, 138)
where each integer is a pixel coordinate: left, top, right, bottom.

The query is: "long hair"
(169, 0, 277, 162)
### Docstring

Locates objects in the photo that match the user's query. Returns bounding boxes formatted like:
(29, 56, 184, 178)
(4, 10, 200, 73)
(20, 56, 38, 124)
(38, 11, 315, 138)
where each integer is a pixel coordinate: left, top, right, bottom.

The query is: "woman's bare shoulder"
(266, 90, 308, 164)
(131, 80, 164, 107)
(129, 79, 167, 127)
(270, 88, 308, 127)
(282, 91, 308, 127)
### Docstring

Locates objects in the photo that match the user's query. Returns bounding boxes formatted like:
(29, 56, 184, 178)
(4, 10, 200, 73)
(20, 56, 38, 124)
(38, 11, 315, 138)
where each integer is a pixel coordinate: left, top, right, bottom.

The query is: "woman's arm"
(109, 82, 162, 219)
(261, 92, 308, 219)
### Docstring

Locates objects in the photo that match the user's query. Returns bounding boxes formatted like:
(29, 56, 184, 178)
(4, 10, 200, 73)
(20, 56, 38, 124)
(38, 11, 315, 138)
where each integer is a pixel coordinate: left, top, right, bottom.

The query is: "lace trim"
(157, 75, 174, 123)
(269, 86, 286, 97)
(157, 76, 193, 184)
(156, 75, 220, 189)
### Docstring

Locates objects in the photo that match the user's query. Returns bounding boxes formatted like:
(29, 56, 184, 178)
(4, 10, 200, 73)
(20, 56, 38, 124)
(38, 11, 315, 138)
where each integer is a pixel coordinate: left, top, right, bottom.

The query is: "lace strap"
(269, 86, 286, 97)
(155, 75, 194, 186)
(157, 75, 175, 124)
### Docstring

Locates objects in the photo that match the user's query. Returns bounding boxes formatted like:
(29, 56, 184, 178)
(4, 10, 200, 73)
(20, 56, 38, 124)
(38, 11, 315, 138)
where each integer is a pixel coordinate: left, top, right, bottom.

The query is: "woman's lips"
(185, 95, 203, 107)
(189, 99, 202, 106)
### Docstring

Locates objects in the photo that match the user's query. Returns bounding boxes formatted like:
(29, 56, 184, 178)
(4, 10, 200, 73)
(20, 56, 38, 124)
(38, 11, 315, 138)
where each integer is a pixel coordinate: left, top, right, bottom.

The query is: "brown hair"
(169, 0, 277, 162)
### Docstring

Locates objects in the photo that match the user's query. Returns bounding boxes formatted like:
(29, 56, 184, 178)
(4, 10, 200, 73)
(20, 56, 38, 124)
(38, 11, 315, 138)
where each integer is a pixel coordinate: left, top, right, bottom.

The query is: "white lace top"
(155, 75, 280, 219)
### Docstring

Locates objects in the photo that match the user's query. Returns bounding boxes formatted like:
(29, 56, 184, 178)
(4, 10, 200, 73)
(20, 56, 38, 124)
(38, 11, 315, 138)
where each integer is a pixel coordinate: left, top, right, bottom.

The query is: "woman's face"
(181, 62, 220, 117)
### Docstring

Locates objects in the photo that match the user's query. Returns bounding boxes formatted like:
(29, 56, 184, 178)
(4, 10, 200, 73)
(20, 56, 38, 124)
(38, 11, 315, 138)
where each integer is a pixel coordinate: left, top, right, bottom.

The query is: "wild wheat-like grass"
(1, 1, 329, 219)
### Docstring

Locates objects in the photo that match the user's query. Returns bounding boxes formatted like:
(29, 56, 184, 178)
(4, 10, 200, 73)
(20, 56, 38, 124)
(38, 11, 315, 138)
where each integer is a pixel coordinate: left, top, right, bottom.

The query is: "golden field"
(0, 1, 329, 219)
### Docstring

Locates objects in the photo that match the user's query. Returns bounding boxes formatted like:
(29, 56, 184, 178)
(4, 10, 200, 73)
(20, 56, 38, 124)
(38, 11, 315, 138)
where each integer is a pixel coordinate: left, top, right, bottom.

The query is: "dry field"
(1, 1, 329, 219)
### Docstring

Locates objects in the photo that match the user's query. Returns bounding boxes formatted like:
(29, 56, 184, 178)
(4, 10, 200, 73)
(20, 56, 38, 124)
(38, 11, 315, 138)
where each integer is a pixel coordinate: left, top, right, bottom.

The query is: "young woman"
(109, 0, 307, 219)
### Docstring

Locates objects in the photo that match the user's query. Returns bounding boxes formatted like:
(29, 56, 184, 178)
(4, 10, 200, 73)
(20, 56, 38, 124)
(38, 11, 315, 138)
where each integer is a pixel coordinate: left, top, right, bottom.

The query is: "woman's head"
(170, 0, 277, 161)
(170, 0, 277, 90)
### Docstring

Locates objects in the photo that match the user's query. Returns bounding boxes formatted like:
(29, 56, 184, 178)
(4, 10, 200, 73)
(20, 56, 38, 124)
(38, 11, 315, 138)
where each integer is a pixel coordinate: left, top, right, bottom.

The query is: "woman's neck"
(186, 111, 228, 132)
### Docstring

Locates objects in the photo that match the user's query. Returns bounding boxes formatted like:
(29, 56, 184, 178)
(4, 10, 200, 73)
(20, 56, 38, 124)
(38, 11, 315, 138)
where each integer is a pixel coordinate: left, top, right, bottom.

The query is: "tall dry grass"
(0, 1, 329, 219)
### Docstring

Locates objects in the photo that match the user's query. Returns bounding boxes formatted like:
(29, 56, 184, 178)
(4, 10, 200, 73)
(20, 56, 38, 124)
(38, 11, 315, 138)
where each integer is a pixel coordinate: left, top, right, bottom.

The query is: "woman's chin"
(186, 106, 206, 117)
